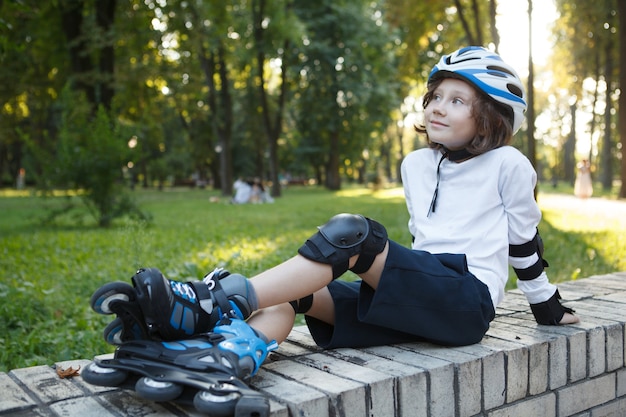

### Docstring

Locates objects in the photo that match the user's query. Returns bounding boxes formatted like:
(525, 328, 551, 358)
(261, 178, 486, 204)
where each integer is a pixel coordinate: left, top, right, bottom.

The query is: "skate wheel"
(193, 383, 240, 416)
(103, 317, 145, 345)
(135, 377, 183, 402)
(81, 361, 128, 387)
(91, 282, 135, 314)
(103, 318, 124, 345)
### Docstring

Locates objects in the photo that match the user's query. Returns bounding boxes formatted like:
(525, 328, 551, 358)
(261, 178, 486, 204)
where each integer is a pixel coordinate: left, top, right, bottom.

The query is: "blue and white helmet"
(428, 46, 527, 134)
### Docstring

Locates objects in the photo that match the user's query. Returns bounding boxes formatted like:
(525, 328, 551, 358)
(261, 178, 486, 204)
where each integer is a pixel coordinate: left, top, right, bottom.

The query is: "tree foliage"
(1, 0, 625, 204)
(290, 0, 399, 189)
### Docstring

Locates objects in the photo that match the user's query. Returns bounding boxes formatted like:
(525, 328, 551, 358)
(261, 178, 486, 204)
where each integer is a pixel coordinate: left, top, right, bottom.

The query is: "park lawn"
(0, 185, 625, 372)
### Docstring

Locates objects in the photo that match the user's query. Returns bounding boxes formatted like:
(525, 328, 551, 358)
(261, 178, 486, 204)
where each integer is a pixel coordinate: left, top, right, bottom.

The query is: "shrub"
(33, 88, 149, 227)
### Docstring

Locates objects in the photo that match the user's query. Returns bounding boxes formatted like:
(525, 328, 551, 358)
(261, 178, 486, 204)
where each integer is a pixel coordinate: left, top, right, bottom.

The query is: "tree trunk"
(601, 35, 614, 191)
(199, 43, 233, 195)
(470, 0, 483, 45)
(60, 0, 95, 105)
(252, 0, 287, 198)
(563, 102, 577, 184)
(95, 0, 116, 110)
(381, 139, 391, 183)
(490, 0, 500, 52)
(526, 0, 536, 171)
(453, 0, 476, 45)
(618, 0, 626, 198)
(60, 0, 116, 110)
(326, 130, 341, 190)
(588, 51, 601, 165)
(217, 46, 234, 196)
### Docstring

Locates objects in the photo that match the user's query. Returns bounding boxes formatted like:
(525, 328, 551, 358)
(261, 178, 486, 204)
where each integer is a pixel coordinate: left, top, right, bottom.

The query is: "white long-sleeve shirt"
(401, 146, 557, 308)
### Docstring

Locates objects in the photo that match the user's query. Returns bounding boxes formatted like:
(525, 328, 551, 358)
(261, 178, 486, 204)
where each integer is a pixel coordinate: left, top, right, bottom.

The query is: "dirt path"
(537, 192, 626, 228)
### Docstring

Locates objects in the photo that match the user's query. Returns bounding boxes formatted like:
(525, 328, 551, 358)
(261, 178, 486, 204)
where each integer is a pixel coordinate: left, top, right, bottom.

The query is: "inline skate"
(82, 318, 277, 416)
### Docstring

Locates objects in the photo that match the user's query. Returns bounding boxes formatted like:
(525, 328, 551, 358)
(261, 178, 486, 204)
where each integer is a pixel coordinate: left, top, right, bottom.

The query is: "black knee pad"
(297, 213, 388, 279)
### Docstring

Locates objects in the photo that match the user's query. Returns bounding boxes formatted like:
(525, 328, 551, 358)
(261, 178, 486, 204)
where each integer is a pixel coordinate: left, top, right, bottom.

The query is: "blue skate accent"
(162, 341, 188, 351)
(216, 300, 245, 323)
(179, 339, 214, 349)
(169, 301, 196, 335)
(162, 339, 214, 351)
(214, 319, 278, 377)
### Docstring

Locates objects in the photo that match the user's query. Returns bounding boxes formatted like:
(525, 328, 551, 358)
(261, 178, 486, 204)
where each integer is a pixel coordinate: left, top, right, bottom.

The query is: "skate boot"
(91, 267, 257, 344)
(82, 319, 278, 417)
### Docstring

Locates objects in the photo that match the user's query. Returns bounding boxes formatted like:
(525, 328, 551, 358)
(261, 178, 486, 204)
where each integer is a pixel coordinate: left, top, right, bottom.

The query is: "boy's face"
(424, 78, 477, 150)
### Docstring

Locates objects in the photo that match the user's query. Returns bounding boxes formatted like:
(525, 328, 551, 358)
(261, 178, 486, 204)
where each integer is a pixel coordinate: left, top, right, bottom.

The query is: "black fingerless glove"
(530, 290, 575, 325)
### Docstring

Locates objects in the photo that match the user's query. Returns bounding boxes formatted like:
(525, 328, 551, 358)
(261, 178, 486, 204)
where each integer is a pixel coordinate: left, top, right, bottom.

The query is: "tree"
(291, 0, 398, 189)
(251, 0, 299, 197)
(0, 1, 68, 186)
(382, 0, 502, 184)
(148, 0, 243, 195)
(552, 0, 620, 190)
(59, 0, 117, 111)
(13, 0, 624, 201)
(35, 89, 146, 226)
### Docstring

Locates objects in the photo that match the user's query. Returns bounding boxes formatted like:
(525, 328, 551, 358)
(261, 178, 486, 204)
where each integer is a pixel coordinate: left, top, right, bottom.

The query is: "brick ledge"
(2, 272, 626, 417)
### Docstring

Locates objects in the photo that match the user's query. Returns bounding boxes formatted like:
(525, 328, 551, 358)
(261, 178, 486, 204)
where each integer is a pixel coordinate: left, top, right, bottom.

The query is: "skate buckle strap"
(192, 277, 238, 324)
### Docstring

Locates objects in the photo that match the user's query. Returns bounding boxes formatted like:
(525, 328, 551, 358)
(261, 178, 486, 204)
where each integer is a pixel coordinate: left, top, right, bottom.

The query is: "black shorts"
(305, 240, 496, 348)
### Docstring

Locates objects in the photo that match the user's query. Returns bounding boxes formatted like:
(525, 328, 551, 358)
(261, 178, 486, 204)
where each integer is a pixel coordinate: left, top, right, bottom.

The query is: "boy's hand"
(530, 289, 577, 325)
(559, 312, 580, 325)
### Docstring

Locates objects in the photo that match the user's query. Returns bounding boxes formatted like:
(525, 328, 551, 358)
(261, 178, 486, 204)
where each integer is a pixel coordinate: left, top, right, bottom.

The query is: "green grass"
(0, 184, 625, 372)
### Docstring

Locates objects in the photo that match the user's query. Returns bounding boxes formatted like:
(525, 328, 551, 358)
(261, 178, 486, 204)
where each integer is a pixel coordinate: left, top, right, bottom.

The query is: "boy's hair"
(415, 74, 514, 156)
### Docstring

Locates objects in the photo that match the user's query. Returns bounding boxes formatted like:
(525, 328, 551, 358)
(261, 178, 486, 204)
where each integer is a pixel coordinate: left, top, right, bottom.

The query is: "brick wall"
(256, 273, 626, 417)
(2, 272, 626, 417)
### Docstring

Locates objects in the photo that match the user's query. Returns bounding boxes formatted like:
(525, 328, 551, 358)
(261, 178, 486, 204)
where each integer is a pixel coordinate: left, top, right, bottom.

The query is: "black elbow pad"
(510, 229, 549, 281)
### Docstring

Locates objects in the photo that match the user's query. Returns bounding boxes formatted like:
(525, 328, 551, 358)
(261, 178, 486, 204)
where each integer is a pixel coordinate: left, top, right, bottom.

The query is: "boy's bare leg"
(249, 242, 390, 309)
(243, 256, 334, 344)
(246, 287, 335, 344)
(245, 243, 389, 343)
(245, 303, 295, 344)
(249, 255, 334, 309)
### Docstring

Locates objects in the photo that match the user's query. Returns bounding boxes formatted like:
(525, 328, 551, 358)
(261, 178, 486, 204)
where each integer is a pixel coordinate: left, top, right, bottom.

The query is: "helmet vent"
(487, 65, 515, 77)
(507, 84, 524, 99)
(452, 56, 482, 65)
(487, 71, 507, 78)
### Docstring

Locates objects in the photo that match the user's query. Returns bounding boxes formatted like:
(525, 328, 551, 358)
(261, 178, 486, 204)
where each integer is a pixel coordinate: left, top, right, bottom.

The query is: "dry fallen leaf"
(56, 365, 81, 379)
